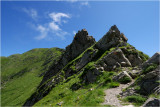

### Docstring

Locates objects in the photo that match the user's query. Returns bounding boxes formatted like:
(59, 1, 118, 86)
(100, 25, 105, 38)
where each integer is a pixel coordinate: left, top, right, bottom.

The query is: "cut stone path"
(102, 81, 135, 107)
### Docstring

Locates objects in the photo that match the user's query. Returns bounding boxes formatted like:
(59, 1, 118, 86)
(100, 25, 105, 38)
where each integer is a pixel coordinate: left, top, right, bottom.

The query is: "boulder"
(96, 25, 128, 51)
(121, 48, 143, 66)
(127, 70, 141, 78)
(82, 68, 102, 84)
(101, 48, 131, 70)
(143, 52, 160, 68)
(136, 66, 160, 95)
(143, 98, 160, 107)
(112, 71, 132, 83)
(127, 54, 142, 66)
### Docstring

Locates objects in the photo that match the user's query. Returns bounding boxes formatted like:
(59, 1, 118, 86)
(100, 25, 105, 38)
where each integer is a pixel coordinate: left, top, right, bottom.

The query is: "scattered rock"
(119, 88, 136, 97)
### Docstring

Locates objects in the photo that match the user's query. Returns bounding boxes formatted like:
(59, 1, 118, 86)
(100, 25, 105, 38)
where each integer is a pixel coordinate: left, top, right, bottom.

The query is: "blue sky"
(1, 1, 159, 57)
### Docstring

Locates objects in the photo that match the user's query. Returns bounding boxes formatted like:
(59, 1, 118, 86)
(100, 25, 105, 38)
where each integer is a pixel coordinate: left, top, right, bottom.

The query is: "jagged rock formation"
(23, 29, 96, 106)
(138, 65, 160, 95)
(120, 52, 160, 96)
(142, 52, 160, 68)
(96, 25, 128, 51)
(42, 29, 95, 84)
(23, 25, 149, 106)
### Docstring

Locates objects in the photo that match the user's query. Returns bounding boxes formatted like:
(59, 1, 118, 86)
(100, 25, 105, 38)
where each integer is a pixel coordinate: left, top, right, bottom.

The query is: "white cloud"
(37, 25, 46, 33)
(35, 25, 48, 40)
(49, 22, 61, 31)
(73, 31, 77, 35)
(35, 12, 71, 40)
(81, 1, 89, 6)
(49, 12, 71, 24)
(23, 8, 38, 20)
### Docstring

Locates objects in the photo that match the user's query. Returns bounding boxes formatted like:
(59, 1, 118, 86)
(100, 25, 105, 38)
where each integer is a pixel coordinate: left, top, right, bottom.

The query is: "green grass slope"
(33, 43, 149, 106)
(1, 48, 64, 106)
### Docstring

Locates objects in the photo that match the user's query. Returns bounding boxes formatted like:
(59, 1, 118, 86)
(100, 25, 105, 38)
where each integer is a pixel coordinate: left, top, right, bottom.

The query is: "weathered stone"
(127, 70, 141, 78)
(82, 68, 102, 84)
(65, 29, 96, 61)
(119, 88, 137, 97)
(121, 48, 143, 66)
(113, 71, 132, 82)
(143, 98, 160, 107)
(136, 66, 160, 95)
(101, 48, 131, 70)
(76, 49, 97, 70)
(143, 52, 160, 68)
(128, 54, 142, 66)
(96, 25, 128, 51)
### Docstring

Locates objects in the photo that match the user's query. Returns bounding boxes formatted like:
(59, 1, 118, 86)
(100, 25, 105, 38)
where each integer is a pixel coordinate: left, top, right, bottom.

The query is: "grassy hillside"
(33, 43, 149, 106)
(1, 48, 64, 106)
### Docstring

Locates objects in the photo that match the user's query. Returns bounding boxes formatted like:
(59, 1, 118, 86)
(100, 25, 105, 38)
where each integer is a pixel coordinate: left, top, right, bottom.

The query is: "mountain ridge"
(23, 25, 151, 106)
(1, 25, 159, 107)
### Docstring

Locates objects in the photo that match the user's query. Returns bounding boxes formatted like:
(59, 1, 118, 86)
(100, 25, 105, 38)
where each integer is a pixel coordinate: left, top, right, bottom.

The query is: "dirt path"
(102, 81, 135, 107)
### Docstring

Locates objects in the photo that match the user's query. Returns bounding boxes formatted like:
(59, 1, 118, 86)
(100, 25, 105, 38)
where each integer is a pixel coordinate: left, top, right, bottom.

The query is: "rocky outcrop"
(143, 52, 160, 68)
(65, 29, 95, 60)
(121, 47, 143, 66)
(82, 67, 102, 84)
(98, 48, 131, 71)
(113, 71, 132, 84)
(23, 29, 96, 106)
(137, 65, 160, 95)
(96, 25, 128, 51)
(41, 29, 96, 84)
(143, 98, 160, 107)
(119, 53, 160, 100)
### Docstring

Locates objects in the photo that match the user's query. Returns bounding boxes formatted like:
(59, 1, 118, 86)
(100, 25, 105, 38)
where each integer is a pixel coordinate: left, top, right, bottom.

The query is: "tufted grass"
(122, 95, 147, 106)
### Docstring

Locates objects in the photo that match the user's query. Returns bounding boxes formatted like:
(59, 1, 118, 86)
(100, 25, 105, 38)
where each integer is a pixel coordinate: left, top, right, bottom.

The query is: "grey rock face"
(65, 29, 96, 62)
(76, 49, 98, 70)
(82, 68, 102, 84)
(99, 48, 131, 71)
(113, 71, 132, 82)
(138, 66, 160, 95)
(42, 29, 96, 83)
(96, 25, 128, 51)
(121, 47, 143, 67)
(127, 54, 142, 66)
(143, 52, 160, 68)
(143, 98, 160, 107)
